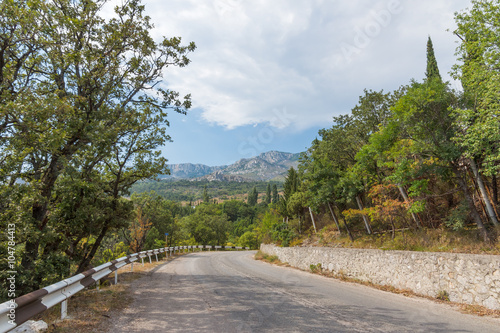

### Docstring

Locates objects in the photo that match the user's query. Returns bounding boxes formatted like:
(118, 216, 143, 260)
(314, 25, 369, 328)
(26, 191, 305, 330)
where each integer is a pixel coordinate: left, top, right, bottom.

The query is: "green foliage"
(131, 180, 282, 202)
(256, 209, 282, 243)
(272, 184, 279, 204)
(181, 204, 230, 246)
(247, 186, 258, 206)
(237, 231, 259, 249)
(425, 36, 442, 81)
(93, 242, 128, 266)
(271, 222, 295, 247)
(444, 201, 469, 231)
(0, 0, 195, 293)
(265, 183, 272, 204)
(203, 185, 210, 203)
(283, 167, 300, 202)
(452, 0, 500, 176)
(287, 192, 307, 217)
(436, 290, 450, 301)
(310, 263, 322, 273)
(293, 14, 499, 241)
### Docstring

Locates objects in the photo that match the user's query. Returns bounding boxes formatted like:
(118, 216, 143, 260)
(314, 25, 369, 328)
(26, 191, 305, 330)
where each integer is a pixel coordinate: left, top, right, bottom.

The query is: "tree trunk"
(298, 215, 301, 235)
(469, 159, 499, 227)
(397, 184, 421, 228)
(308, 207, 317, 234)
(453, 165, 490, 242)
(327, 202, 341, 234)
(389, 216, 396, 240)
(356, 195, 372, 234)
(339, 212, 354, 241)
(75, 224, 110, 274)
(492, 175, 498, 206)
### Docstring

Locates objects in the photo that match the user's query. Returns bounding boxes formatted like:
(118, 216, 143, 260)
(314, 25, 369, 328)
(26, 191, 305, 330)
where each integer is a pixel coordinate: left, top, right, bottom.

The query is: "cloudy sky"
(115, 0, 471, 166)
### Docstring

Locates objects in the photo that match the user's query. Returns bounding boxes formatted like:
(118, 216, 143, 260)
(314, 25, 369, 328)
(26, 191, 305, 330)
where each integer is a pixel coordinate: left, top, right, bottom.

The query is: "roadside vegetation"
(253, 1, 500, 254)
(2, 0, 500, 306)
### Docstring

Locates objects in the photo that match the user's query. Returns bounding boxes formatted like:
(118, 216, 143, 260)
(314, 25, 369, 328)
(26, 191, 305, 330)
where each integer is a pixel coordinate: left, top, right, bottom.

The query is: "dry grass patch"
(312, 227, 500, 255)
(254, 251, 289, 266)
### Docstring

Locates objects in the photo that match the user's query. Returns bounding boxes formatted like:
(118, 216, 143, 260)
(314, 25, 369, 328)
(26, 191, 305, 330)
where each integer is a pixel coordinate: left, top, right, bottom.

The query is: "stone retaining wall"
(260, 244, 500, 310)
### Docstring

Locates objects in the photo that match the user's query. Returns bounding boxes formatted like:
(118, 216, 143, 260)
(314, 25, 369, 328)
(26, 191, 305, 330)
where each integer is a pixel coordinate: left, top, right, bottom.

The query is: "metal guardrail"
(0, 245, 250, 332)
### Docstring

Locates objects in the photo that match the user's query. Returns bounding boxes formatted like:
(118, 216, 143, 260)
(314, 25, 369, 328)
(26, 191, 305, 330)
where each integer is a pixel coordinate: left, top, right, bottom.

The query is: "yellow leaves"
(423, 156, 439, 166)
(128, 206, 152, 253)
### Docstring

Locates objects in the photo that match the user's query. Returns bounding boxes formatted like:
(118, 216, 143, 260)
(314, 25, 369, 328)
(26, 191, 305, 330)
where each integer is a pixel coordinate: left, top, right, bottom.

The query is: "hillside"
(166, 163, 226, 179)
(130, 179, 283, 203)
(167, 151, 301, 181)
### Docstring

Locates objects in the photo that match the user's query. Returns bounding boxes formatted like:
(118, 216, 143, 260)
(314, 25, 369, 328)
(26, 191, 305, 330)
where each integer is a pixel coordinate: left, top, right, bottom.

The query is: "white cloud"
(124, 0, 471, 130)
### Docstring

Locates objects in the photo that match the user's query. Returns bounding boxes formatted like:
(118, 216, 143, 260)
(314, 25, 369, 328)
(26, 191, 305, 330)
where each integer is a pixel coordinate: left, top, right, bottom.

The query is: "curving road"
(108, 251, 500, 333)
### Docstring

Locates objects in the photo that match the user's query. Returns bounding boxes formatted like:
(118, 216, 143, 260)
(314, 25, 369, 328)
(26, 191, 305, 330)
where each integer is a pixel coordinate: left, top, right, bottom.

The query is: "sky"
(109, 0, 472, 166)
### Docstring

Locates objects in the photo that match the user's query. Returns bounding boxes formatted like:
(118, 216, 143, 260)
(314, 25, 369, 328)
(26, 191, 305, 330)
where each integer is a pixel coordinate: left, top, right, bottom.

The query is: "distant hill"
(166, 151, 301, 182)
(166, 163, 226, 179)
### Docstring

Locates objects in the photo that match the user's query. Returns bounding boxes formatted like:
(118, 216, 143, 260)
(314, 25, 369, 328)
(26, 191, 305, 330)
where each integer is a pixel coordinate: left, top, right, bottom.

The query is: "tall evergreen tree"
(202, 185, 210, 203)
(283, 167, 299, 202)
(272, 184, 279, 204)
(425, 36, 441, 81)
(247, 186, 258, 206)
(265, 183, 272, 204)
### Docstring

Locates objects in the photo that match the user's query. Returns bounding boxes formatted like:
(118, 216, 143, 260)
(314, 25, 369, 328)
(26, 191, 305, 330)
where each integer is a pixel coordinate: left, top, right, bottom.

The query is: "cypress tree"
(265, 183, 272, 204)
(272, 184, 279, 204)
(425, 36, 441, 81)
(248, 186, 258, 206)
(202, 185, 210, 203)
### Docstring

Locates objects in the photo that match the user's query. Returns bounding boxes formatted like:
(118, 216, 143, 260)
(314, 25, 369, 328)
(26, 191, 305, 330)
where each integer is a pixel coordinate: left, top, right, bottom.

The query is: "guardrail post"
(155, 254, 158, 262)
(114, 271, 118, 285)
(142, 257, 144, 266)
(148, 255, 152, 264)
(96, 280, 100, 291)
(131, 262, 134, 272)
(61, 300, 68, 319)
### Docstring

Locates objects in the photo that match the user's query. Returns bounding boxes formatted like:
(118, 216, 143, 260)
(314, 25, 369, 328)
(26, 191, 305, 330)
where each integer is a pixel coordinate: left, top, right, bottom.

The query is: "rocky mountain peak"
(166, 151, 301, 181)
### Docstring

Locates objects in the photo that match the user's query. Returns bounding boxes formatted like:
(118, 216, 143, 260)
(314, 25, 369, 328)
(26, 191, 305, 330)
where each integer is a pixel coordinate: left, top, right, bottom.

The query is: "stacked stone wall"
(260, 244, 500, 310)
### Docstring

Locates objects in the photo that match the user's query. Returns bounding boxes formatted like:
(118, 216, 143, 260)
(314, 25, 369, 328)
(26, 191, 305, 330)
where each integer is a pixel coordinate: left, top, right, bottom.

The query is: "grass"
(254, 251, 288, 266)
(312, 226, 500, 255)
(34, 253, 184, 333)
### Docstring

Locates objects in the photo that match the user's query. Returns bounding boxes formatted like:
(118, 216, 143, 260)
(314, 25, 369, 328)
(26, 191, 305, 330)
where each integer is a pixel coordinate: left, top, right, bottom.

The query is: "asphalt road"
(108, 251, 500, 333)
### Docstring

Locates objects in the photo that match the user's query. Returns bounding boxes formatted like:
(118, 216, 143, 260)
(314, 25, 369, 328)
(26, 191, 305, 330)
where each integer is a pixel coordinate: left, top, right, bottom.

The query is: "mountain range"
(166, 151, 301, 182)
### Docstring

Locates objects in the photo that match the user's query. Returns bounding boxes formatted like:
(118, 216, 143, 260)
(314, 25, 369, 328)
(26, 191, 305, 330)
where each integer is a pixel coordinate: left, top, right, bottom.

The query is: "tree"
(283, 167, 299, 202)
(247, 186, 258, 206)
(183, 204, 230, 245)
(128, 207, 153, 253)
(0, 0, 195, 292)
(452, 0, 500, 230)
(237, 231, 259, 249)
(298, 89, 399, 235)
(390, 76, 491, 239)
(425, 36, 441, 81)
(203, 185, 210, 203)
(265, 183, 272, 204)
(272, 184, 279, 204)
